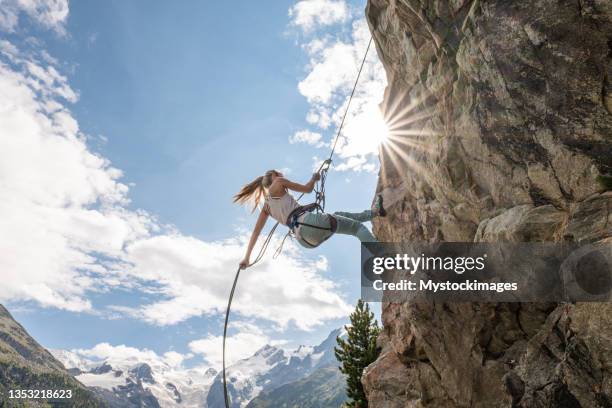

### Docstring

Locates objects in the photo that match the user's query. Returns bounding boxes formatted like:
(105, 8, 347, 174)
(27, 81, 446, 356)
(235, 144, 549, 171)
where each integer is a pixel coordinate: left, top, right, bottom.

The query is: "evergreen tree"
(334, 300, 381, 408)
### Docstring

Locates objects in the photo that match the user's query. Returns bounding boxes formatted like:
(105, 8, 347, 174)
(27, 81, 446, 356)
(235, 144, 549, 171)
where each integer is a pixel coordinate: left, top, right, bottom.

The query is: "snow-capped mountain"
(206, 328, 344, 408)
(52, 328, 345, 408)
(52, 349, 218, 408)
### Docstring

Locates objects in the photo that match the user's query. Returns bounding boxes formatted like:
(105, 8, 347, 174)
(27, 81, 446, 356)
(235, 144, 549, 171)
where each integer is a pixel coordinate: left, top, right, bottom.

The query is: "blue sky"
(0, 0, 386, 369)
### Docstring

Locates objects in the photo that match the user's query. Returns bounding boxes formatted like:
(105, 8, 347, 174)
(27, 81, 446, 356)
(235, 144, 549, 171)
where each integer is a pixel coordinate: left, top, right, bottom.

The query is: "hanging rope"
(222, 36, 373, 408)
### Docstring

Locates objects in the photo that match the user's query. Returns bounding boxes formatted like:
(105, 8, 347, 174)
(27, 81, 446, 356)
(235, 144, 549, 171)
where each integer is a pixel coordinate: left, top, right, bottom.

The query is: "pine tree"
(334, 300, 381, 408)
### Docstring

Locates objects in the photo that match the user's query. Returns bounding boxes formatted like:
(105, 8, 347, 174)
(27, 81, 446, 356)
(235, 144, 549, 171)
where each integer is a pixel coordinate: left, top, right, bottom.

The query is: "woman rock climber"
(234, 169, 386, 269)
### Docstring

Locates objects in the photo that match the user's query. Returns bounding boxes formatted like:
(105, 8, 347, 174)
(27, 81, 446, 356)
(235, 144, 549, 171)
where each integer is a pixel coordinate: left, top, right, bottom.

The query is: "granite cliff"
(364, 0, 612, 406)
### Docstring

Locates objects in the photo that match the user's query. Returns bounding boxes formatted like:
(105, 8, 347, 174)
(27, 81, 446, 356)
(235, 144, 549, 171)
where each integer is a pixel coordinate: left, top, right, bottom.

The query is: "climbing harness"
(286, 202, 323, 230)
(222, 36, 373, 408)
(285, 202, 338, 248)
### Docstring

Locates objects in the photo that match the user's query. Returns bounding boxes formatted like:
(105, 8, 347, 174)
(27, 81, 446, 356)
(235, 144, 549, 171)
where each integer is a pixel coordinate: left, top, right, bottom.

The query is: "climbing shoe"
(374, 194, 387, 217)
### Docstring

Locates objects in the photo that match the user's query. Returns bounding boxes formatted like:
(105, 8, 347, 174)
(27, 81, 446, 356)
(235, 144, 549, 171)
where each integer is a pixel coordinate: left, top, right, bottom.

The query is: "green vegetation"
(246, 366, 346, 408)
(334, 300, 380, 408)
(0, 305, 105, 407)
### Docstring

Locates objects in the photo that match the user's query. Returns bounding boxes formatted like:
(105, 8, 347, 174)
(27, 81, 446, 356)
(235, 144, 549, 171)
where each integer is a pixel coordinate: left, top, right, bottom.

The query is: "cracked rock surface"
(364, 0, 612, 406)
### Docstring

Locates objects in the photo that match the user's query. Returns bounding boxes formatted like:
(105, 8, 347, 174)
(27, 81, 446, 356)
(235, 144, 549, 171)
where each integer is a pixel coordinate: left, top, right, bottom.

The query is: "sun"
(371, 113, 390, 146)
(362, 109, 390, 151)
(341, 106, 390, 158)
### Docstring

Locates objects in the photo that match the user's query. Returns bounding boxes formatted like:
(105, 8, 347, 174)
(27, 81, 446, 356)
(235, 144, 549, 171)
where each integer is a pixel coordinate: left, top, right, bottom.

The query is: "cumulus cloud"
(291, 9, 388, 172)
(299, 41, 357, 105)
(288, 0, 349, 32)
(54, 322, 285, 371)
(0, 0, 69, 34)
(0, 38, 350, 331)
(0, 43, 154, 312)
(189, 321, 284, 366)
(118, 234, 350, 329)
(289, 129, 324, 147)
(52, 343, 213, 392)
(74, 343, 189, 370)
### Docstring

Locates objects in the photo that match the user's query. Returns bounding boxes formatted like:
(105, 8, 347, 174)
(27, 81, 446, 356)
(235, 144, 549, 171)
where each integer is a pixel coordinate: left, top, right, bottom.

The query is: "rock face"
(364, 0, 612, 407)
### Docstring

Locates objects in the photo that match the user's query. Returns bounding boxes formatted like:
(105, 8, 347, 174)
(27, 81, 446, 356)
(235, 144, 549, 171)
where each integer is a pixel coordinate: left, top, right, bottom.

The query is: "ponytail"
(233, 170, 279, 212)
(233, 176, 264, 212)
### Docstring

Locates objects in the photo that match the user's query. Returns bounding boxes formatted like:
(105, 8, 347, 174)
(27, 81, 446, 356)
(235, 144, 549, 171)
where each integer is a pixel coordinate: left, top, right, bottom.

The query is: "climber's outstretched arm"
(239, 210, 269, 269)
(277, 173, 320, 194)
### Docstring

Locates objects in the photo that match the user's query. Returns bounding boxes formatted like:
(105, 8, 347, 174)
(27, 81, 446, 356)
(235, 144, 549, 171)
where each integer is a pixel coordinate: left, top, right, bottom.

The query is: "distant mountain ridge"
(58, 328, 347, 408)
(58, 329, 347, 408)
(0, 304, 105, 407)
(206, 328, 346, 408)
(52, 350, 218, 408)
(1, 303, 346, 408)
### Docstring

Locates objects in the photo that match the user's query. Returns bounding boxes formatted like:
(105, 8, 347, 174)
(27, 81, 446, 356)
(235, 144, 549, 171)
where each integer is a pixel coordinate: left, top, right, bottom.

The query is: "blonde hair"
(233, 170, 279, 212)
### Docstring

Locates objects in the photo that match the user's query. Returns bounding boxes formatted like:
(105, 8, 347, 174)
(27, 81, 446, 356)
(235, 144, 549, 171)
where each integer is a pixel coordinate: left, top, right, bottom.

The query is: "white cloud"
(288, 0, 349, 32)
(56, 322, 283, 371)
(52, 343, 214, 395)
(293, 15, 388, 172)
(289, 129, 324, 147)
(299, 41, 357, 104)
(73, 343, 188, 370)
(53, 343, 218, 408)
(0, 45, 154, 312)
(188, 322, 279, 366)
(0, 7, 351, 337)
(118, 233, 350, 330)
(0, 0, 69, 34)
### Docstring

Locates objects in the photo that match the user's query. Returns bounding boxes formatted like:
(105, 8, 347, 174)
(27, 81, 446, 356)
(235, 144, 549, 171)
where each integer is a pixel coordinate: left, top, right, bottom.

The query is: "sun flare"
(340, 105, 390, 159)
(370, 112, 390, 146)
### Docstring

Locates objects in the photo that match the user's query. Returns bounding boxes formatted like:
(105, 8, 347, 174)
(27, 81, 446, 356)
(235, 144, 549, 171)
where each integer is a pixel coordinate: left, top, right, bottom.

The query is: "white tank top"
(264, 193, 300, 225)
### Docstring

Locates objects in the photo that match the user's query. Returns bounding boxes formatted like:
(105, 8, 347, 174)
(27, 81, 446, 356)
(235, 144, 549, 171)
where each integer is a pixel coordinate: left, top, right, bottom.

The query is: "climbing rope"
(222, 36, 373, 408)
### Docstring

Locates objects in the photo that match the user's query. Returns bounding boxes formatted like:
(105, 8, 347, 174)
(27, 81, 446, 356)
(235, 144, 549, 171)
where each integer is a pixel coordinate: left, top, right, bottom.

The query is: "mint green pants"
(295, 210, 377, 248)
